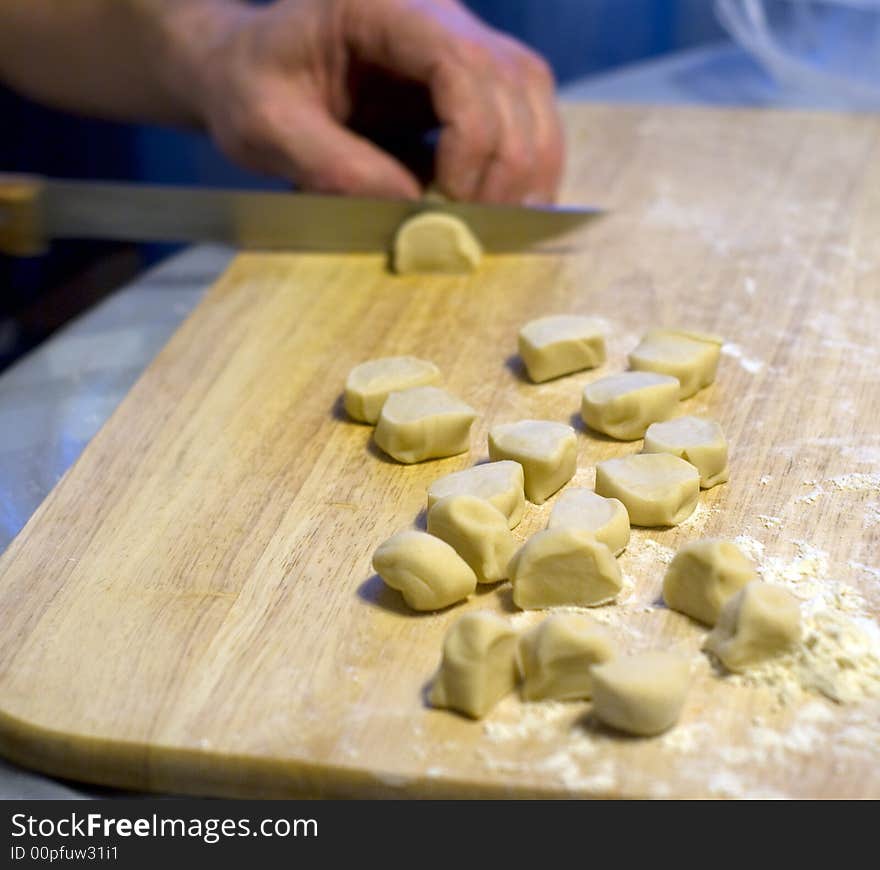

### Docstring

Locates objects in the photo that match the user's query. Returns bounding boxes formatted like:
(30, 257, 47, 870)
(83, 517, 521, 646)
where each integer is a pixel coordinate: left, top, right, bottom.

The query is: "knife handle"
(0, 173, 47, 257)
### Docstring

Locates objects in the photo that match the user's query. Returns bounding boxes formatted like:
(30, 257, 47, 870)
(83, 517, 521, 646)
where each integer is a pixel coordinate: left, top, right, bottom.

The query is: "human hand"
(179, 0, 563, 203)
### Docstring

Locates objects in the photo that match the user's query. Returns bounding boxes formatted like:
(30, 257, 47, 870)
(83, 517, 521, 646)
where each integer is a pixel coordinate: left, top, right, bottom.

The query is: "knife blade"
(0, 174, 601, 257)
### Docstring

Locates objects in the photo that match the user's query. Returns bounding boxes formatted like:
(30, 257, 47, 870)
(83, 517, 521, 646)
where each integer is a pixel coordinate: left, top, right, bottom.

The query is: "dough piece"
(594, 453, 700, 527)
(509, 527, 623, 610)
(374, 386, 477, 464)
(517, 613, 617, 701)
(488, 420, 577, 504)
(429, 612, 518, 718)
(663, 539, 758, 625)
(393, 212, 482, 274)
(427, 495, 518, 584)
(372, 530, 476, 611)
(581, 372, 680, 441)
(518, 315, 607, 383)
(628, 329, 721, 399)
(643, 415, 729, 489)
(344, 356, 441, 424)
(704, 581, 802, 672)
(547, 488, 630, 556)
(591, 652, 691, 736)
(427, 461, 525, 529)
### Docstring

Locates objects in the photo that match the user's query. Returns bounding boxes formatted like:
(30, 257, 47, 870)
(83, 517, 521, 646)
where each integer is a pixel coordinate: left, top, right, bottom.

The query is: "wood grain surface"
(0, 104, 878, 798)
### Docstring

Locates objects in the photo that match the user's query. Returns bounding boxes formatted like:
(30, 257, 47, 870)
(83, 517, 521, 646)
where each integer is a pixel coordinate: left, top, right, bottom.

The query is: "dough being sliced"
(595, 453, 700, 527)
(581, 371, 680, 441)
(344, 356, 441, 424)
(427, 461, 525, 529)
(393, 212, 482, 274)
(429, 611, 518, 718)
(548, 488, 630, 556)
(427, 494, 518, 584)
(488, 420, 577, 504)
(374, 386, 477, 463)
(517, 613, 617, 701)
(509, 527, 623, 610)
(663, 539, 758, 625)
(372, 530, 476, 611)
(643, 415, 729, 489)
(518, 315, 606, 383)
(628, 329, 721, 399)
(591, 652, 691, 736)
(704, 581, 802, 672)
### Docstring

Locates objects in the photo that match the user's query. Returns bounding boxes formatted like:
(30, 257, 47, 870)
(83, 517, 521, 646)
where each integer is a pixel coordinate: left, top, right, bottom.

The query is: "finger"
(262, 99, 422, 198)
(474, 65, 539, 204)
(519, 54, 564, 203)
(345, 0, 506, 200)
(432, 62, 500, 201)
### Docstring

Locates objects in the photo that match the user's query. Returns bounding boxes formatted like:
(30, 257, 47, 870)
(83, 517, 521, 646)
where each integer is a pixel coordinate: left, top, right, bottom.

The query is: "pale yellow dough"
(548, 488, 630, 556)
(643, 415, 729, 489)
(429, 611, 518, 718)
(628, 329, 721, 399)
(374, 385, 476, 463)
(581, 371, 680, 441)
(517, 613, 617, 701)
(427, 494, 518, 584)
(393, 212, 482, 274)
(509, 527, 623, 610)
(427, 461, 525, 529)
(344, 356, 441, 424)
(594, 453, 700, 527)
(591, 652, 691, 736)
(663, 539, 758, 625)
(517, 314, 607, 383)
(488, 420, 577, 504)
(704, 581, 802, 672)
(372, 530, 476, 611)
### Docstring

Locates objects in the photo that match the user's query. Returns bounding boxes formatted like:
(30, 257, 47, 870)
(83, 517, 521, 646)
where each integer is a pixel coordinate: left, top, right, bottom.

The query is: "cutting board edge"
(0, 705, 645, 799)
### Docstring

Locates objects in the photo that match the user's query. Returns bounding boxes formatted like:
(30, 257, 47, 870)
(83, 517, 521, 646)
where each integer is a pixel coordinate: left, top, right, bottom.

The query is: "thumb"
(273, 101, 422, 199)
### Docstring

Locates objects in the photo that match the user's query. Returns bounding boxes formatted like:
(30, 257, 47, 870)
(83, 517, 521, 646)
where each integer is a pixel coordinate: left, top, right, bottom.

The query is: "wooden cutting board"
(1, 105, 878, 799)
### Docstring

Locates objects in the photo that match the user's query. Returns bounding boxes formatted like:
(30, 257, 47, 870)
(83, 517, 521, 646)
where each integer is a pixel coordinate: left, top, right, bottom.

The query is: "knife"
(0, 174, 599, 257)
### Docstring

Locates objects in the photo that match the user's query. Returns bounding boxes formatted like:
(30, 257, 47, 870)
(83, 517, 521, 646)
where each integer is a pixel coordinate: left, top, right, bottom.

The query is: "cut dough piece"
(663, 539, 758, 625)
(344, 356, 441, 424)
(704, 581, 802, 672)
(643, 415, 729, 489)
(374, 386, 477, 463)
(548, 489, 630, 556)
(488, 420, 577, 504)
(429, 611, 518, 718)
(591, 652, 691, 736)
(595, 453, 700, 527)
(427, 461, 525, 529)
(518, 315, 606, 383)
(628, 329, 721, 399)
(581, 371, 680, 441)
(427, 495, 518, 584)
(517, 613, 617, 701)
(509, 527, 623, 610)
(393, 212, 482, 274)
(372, 530, 476, 611)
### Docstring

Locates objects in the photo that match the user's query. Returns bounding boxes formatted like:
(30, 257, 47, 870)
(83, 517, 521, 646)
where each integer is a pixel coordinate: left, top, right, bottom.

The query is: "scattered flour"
(721, 342, 765, 374)
(829, 472, 880, 493)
